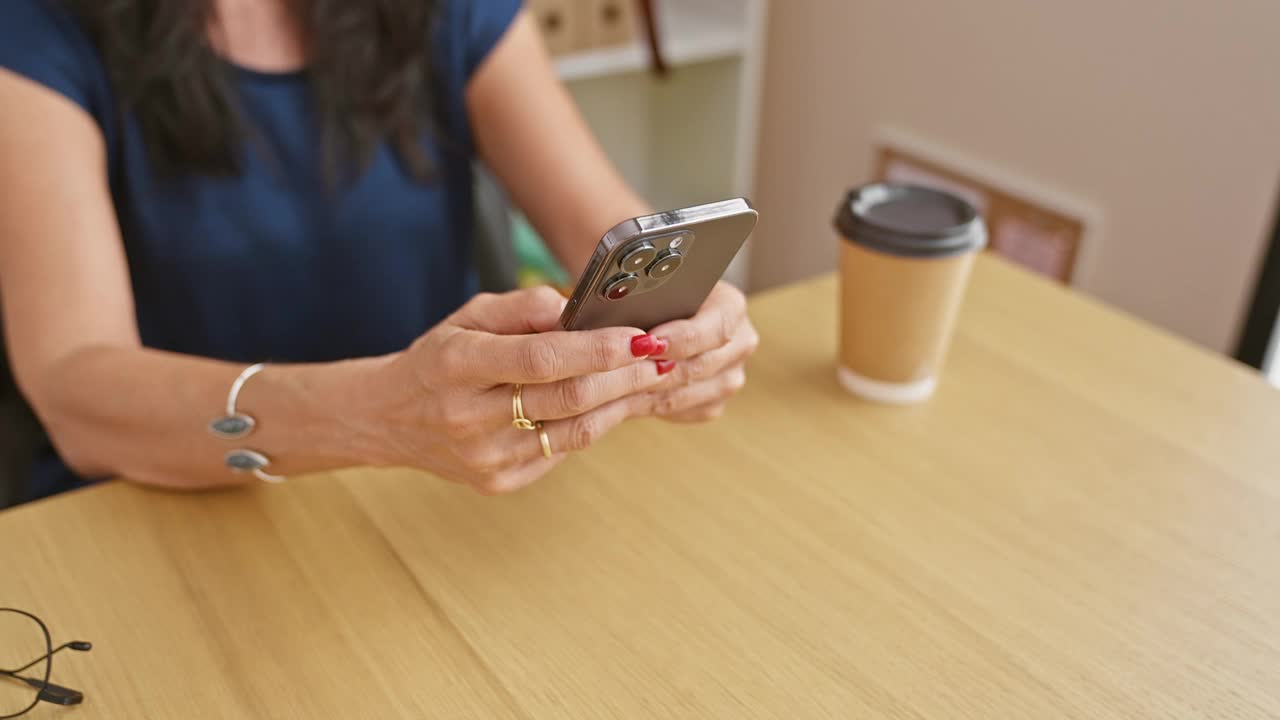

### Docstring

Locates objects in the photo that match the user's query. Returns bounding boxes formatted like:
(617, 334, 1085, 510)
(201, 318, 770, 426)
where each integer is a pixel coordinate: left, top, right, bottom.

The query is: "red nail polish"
(655, 359, 676, 375)
(653, 337, 670, 356)
(631, 334, 659, 357)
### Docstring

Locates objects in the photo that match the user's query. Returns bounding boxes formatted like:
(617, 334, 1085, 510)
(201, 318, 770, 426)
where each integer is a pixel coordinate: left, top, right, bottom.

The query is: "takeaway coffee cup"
(834, 183, 987, 404)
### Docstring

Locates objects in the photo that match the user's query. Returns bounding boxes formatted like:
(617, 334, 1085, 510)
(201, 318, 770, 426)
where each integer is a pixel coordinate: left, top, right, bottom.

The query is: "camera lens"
(602, 273, 639, 301)
(618, 241, 658, 273)
(646, 249, 684, 280)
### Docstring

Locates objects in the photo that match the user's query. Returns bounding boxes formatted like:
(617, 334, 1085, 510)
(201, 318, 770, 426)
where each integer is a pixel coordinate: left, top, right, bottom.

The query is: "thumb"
(452, 285, 568, 335)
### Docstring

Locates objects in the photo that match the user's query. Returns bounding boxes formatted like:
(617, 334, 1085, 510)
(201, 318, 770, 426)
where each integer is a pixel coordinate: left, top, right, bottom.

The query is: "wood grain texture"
(3, 255, 1279, 718)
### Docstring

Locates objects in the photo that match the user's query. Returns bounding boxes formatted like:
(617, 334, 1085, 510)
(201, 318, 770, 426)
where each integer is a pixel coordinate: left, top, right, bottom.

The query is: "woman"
(0, 0, 757, 499)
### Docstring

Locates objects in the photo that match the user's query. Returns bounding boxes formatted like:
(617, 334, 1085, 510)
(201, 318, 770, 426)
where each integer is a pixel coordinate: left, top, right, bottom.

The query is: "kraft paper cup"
(834, 183, 987, 404)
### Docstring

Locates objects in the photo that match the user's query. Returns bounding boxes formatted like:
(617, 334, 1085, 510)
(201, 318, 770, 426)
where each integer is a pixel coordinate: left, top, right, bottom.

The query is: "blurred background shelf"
(553, 0, 769, 287)
(554, 0, 749, 82)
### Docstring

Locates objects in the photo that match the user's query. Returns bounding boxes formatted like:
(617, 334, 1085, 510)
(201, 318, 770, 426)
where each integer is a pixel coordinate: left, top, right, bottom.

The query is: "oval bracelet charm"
(209, 414, 256, 439)
(225, 449, 286, 484)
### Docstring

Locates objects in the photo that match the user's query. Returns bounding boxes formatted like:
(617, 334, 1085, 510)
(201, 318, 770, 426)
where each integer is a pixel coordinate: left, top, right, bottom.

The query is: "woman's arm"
(0, 69, 396, 487)
(465, 12, 649, 276)
(0, 69, 669, 493)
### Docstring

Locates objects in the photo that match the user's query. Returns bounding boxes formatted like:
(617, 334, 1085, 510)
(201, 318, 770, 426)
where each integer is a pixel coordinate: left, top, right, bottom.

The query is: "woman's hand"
(640, 282, 760, 423)
(372, 286, 671, 495)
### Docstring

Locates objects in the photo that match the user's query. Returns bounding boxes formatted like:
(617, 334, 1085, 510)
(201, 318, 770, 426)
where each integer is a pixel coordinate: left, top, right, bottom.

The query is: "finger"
(493, 359, 670, 424)
(648, 282, 748, 360)
(665, 321, 759, 386)
(457, 327, 663, 385)
(470, 454, 567, 496)
(649, 364, 747, 418)
(538, 396, 635, 457)
(659, 401, 727, 424)
(452, 286, 568, 335)
(475, 396, 636, 470)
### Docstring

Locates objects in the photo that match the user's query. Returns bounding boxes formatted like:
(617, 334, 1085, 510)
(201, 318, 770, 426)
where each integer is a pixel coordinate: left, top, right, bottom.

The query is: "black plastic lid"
(834, 183, 987, 258)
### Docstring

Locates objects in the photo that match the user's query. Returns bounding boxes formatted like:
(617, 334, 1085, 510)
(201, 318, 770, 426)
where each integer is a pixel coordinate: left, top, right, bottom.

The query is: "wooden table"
(4, 256, 1279, 719)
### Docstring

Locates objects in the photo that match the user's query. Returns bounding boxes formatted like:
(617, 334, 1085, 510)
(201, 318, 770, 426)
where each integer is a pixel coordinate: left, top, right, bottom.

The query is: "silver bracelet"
(209, 363, 264, 439)
(209, 363, 286, 484)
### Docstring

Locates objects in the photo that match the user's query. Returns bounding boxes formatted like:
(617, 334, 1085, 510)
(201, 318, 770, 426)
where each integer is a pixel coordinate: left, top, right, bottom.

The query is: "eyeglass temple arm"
(1, 672, 84, 706)
(0, 640, 91, 708)
(37, 680, 84, 706)
(3, 640, 91, 676)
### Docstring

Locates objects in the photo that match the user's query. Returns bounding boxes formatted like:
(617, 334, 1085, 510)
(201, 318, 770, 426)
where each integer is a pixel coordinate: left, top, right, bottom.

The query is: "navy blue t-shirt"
(0, 0, 523, 499)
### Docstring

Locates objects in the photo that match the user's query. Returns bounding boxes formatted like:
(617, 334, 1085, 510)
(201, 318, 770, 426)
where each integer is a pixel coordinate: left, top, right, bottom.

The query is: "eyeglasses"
(0, 609, 91, 719)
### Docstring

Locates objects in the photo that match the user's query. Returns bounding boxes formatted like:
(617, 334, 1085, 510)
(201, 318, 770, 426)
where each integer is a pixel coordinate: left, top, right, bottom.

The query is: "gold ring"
(536, 421, 552, 459)
(512, 384, 536, 431)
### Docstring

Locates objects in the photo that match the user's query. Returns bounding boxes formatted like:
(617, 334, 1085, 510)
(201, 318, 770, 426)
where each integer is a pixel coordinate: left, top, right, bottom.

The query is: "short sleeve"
(434, 0, 523, 155)
(0, 0, 107, 119)
(457, 0, 524, 81)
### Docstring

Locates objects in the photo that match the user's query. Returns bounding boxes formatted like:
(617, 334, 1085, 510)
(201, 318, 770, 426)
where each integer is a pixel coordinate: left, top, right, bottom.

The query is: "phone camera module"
(602, 273, 639, 301)
(618, 241, 658, 273)
(646, 250, 684, 280)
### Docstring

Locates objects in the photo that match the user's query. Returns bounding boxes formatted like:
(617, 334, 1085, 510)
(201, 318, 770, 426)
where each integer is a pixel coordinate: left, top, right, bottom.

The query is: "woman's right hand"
(370, 286, 672, 495)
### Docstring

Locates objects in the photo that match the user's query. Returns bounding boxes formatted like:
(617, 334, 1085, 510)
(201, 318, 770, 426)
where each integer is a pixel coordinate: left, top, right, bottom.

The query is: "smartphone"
(558, 199, 758, 331)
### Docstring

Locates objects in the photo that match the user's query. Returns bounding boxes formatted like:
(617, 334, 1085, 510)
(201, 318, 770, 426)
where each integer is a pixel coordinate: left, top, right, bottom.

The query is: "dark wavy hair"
(62, 0, 441, 182)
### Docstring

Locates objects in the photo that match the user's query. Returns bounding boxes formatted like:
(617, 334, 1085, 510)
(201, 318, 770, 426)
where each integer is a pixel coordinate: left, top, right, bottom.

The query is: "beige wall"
(749, 0, 1280, 353)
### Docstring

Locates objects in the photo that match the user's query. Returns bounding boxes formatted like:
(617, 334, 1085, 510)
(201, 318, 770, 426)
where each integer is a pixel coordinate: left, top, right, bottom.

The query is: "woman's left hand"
(639, 282, 760, 422)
